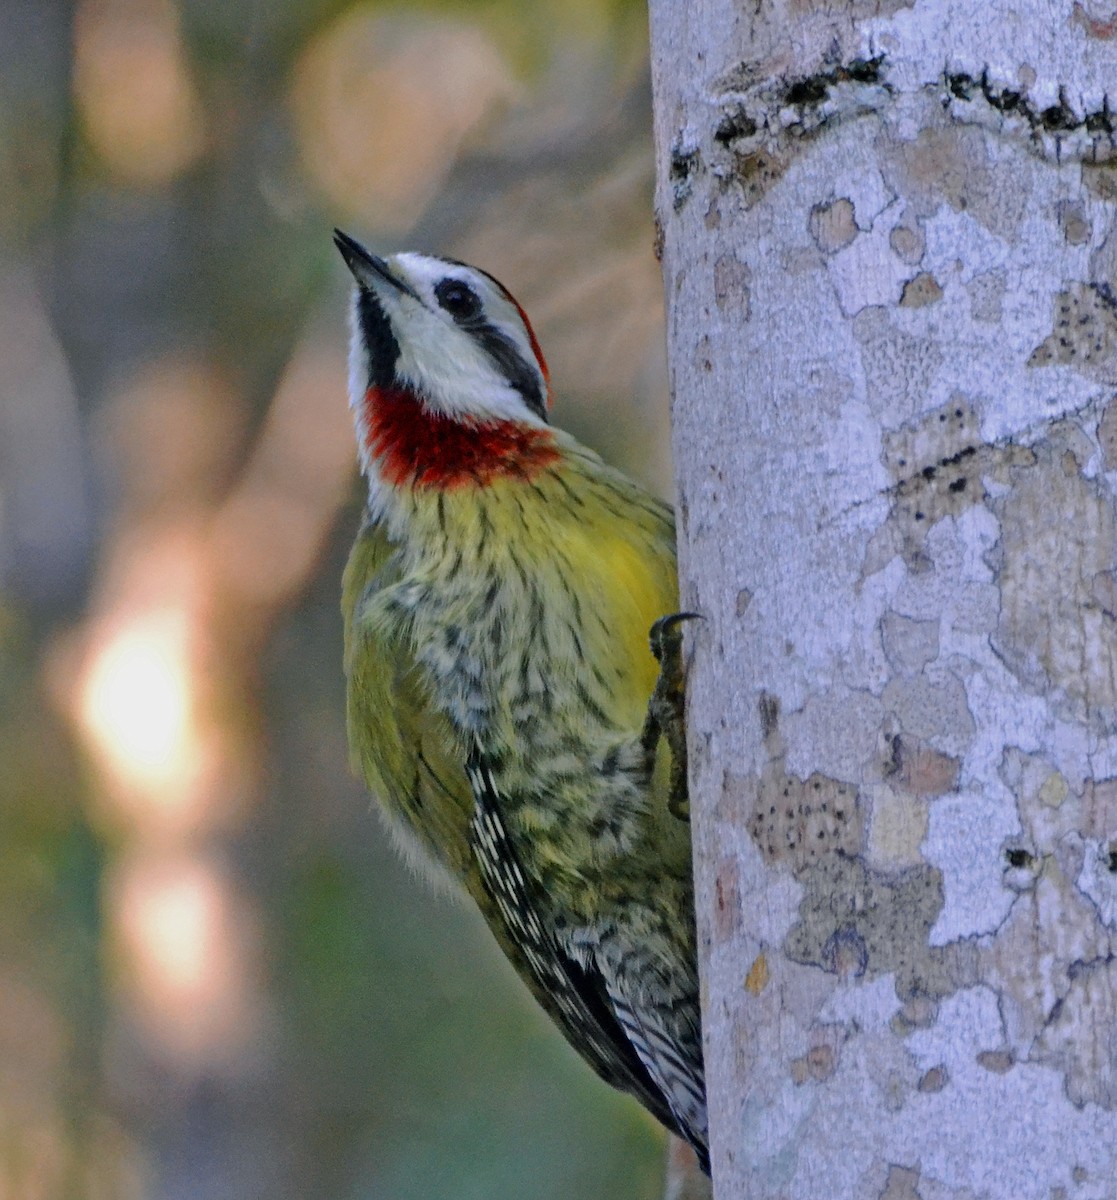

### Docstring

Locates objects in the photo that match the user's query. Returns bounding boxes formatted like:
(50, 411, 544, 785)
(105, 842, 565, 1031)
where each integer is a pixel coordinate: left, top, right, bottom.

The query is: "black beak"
(333, 229, 420, 301)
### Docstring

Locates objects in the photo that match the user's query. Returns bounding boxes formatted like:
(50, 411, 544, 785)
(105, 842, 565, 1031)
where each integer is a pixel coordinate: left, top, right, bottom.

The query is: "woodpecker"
(334, 230, 707, 1171)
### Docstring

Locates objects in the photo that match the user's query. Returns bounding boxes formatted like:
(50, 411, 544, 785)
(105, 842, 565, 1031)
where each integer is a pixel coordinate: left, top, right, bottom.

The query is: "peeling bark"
(649, 1, 1117, 1196)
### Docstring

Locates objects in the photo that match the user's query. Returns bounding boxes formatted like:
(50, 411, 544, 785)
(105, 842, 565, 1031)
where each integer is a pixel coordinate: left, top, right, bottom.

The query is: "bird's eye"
(435, 279, 482, 321)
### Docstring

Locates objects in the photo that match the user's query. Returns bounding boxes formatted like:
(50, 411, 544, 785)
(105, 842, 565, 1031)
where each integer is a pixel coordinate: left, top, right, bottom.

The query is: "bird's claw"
(642, 612, 702, 822)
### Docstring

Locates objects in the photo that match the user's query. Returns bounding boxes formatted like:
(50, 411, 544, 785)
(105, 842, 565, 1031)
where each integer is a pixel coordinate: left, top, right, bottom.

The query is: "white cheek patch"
(394, 314, 545, 426)
(392, 252, 548, 421)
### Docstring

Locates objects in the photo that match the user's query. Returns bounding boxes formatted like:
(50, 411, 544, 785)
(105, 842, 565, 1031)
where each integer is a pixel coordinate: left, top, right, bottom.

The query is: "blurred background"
(0, 1, 674, 1196)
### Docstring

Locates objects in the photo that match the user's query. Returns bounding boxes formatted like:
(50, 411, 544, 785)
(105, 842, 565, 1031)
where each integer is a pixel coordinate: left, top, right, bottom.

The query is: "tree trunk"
(649, 2, 1117, 1195)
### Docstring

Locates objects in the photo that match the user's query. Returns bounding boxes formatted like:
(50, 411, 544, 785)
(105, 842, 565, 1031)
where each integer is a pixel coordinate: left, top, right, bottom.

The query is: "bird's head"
(334, 230, 557, 490)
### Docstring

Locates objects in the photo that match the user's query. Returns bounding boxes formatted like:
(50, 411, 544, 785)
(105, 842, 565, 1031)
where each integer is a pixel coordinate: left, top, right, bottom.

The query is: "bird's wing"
(465, 742, 704, 1157)
(343, 519, 478, 882)
(602, 978, 708, 1167)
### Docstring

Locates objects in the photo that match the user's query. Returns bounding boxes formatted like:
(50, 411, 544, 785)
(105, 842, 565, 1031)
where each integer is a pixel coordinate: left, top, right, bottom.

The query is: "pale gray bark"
(649, 3, 1117, 1196)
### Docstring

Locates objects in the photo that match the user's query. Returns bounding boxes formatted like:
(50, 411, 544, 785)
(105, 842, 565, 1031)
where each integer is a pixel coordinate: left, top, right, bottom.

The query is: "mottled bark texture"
(649, 2, 1117, 1196)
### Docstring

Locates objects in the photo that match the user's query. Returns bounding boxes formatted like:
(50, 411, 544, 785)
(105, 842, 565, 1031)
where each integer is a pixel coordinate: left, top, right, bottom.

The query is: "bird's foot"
(641, 612, 701, 822)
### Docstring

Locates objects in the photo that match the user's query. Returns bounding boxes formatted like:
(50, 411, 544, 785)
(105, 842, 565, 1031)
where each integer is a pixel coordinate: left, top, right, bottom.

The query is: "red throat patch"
(363, 386, 561, 489)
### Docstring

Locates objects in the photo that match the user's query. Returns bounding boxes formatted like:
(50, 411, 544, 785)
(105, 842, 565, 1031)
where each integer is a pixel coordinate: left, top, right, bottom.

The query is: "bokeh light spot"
(291, 10, 518, 228)
(112, 852, 263, 1066)
(74, 0, 206, 186)
(79, 608, 193, 796)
